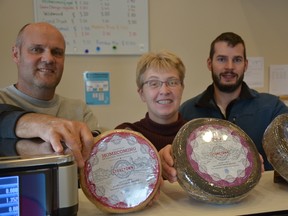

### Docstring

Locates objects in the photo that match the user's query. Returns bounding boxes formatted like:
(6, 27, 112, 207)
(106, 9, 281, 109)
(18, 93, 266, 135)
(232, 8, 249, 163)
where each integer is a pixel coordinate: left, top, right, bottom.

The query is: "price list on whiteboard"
(34, 0, 149, 55)
(0, 176, 20, 215)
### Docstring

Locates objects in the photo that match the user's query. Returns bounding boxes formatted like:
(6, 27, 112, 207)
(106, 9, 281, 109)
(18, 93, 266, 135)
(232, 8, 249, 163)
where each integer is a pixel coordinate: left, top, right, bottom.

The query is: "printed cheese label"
(84, 132, 160, 209)
(186, 125, 253, 187)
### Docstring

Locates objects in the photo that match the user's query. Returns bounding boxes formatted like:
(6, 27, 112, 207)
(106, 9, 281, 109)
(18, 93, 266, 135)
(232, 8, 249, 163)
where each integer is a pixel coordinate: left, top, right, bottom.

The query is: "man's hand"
(16, 113, 94, 167)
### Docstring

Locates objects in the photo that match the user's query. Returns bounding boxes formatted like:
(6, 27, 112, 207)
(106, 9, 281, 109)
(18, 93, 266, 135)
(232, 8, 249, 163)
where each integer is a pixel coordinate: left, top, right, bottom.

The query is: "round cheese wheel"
(172, 118, 261, 204)
(263, 113, 288, 181)
(80, 129, 162, 213)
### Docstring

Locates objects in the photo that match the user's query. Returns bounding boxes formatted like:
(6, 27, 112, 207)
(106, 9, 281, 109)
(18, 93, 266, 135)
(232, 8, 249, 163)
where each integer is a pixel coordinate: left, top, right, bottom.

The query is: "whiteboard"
(34, 0, 149, 55)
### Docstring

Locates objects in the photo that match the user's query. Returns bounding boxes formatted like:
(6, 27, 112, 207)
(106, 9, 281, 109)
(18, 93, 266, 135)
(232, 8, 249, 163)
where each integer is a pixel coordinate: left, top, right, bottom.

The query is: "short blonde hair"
(136, 50, 185, 89)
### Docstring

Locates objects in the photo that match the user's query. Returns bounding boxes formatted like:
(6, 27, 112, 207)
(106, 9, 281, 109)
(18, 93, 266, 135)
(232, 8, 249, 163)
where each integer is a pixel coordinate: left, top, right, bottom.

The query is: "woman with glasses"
(115, 50, 187, 151)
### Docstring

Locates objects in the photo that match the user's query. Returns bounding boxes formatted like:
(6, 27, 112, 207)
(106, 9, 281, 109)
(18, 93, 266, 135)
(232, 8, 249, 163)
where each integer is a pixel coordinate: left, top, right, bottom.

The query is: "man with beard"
(159, 32, 288, 182)
(0, 22, 100, 166)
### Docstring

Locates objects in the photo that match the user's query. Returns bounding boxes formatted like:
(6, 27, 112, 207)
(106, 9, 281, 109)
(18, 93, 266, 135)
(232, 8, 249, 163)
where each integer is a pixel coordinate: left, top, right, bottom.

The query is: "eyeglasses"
(142, 79, 181, 89)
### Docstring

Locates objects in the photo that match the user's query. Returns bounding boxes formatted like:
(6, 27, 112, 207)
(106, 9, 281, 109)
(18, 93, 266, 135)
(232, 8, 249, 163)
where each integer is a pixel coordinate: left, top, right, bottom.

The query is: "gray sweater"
(0, 85, 100, 132)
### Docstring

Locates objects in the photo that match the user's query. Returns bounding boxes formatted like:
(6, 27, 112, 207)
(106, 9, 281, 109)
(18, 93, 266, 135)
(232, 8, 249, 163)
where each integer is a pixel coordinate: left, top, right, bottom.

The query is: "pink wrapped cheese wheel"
(172, 118, 261, 204)
(263, 113, 288, 181)
(80, 129, 162, 213)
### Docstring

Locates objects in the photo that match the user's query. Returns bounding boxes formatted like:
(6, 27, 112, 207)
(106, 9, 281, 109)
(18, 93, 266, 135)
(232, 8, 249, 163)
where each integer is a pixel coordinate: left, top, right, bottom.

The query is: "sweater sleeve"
(0, 104, 32, 138)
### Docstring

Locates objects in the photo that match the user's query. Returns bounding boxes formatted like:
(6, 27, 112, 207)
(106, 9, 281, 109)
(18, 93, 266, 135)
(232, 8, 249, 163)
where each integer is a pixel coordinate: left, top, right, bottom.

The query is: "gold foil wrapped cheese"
(172, 118, 261, 204)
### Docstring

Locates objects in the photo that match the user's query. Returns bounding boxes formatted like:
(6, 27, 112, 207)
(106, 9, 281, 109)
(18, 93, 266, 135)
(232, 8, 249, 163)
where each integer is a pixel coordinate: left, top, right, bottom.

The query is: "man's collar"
(197, 82, 255, 107)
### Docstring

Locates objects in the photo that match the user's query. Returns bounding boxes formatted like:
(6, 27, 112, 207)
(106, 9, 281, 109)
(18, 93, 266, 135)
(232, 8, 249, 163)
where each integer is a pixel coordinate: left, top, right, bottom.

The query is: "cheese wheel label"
(84, 131, 160, 210)
(173, 118, 261, 204)
(186, 125, 254, 187)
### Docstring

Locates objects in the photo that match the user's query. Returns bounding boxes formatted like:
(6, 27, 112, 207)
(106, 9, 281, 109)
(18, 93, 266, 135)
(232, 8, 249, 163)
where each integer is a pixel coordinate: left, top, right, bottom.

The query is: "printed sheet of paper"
(244, 57, 264, 88)
(269, 65, 288, 96)
(83, 71, 110, 105)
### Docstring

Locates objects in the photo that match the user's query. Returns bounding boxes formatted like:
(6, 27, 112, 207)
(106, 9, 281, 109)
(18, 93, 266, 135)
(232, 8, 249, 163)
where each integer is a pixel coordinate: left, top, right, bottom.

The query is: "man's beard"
(212, 71, 244, 93)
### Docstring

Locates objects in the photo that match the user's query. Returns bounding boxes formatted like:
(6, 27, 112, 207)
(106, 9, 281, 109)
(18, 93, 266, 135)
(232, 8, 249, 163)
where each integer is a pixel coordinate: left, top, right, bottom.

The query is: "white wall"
(1, 0, 288, 130)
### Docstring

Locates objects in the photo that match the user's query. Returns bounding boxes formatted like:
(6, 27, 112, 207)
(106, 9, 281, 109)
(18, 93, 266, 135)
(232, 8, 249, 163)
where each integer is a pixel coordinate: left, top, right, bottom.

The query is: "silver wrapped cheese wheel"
(80, 129, 162, 213)
(172, 118, 262, 204)
(263, 113, 288, 181)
